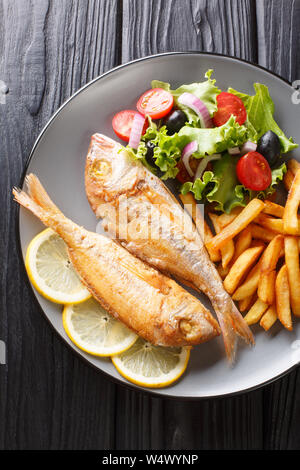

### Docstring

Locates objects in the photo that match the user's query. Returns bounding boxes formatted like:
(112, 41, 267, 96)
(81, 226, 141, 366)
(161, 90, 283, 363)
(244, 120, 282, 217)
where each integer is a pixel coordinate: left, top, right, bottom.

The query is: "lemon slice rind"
(111, 338, 190, 388)
(63, 298, 138, 357)
(25, 228, 91, 305)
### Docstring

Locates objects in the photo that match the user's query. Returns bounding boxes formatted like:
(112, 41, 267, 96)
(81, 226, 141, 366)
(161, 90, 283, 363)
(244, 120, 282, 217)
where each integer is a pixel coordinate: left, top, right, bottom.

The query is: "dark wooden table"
(1, 0, 300, 450)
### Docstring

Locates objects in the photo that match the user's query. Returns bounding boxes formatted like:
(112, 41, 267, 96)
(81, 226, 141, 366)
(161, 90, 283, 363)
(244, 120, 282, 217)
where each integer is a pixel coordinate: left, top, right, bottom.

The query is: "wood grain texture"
(122, 0, 257, 63)
(0, 0, 300, 451)
(0, 0, 120, 450)
(256, 0, 300, 451)
(256, 0, 300, 81)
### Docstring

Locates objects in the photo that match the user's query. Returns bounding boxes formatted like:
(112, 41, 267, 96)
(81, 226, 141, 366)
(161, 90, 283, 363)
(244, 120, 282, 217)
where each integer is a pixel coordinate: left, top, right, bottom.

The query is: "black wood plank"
(256, 0, 300, 451)
(0, 0, 120, 450)
(256, 0, 300, 82)
(121, 0, 257, 63)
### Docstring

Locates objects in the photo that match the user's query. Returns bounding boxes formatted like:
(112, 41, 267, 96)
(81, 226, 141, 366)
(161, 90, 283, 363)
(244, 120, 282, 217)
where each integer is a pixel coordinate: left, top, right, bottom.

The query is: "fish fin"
(25, 174, 59, 214)
(213, 307, 237, 364)
(13, 174, 62, 228)
(212, 300, 254, 364)
(12, 186, 44, 220)
(230, 302, 255, 346)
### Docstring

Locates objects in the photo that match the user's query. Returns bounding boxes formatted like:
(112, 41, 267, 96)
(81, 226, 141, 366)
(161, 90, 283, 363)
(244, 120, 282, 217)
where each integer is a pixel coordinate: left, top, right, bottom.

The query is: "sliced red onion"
(182, 141, 198, 176)
(228, 146, 240, 155)
(178, 92, 213, 128)
(194, 154, 222, 181)
(240, 141, 257, 155)
(128, 113, 145, 149)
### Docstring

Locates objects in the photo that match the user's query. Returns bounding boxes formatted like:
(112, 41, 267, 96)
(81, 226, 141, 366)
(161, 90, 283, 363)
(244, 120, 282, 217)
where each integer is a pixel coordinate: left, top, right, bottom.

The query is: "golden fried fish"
(85, 134, 254, 362)
(13, 174, 220, 347)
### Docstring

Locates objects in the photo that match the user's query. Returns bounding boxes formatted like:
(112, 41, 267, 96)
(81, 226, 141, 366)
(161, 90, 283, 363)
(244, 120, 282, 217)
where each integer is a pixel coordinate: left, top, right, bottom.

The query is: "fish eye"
(89, 160, 112, 179)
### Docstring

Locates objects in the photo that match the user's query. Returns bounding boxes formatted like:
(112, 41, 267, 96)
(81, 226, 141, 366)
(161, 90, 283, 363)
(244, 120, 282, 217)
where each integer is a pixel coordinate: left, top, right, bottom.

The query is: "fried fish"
(13, 174, 220, 347)
(85, 134, 254, 362)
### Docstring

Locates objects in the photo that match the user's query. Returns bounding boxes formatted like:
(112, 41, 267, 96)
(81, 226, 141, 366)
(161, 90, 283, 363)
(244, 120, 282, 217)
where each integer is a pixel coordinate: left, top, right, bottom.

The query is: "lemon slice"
(112, 338, 190, 388)
(63, 297, 138, 356)
(26, 228, 91, 304)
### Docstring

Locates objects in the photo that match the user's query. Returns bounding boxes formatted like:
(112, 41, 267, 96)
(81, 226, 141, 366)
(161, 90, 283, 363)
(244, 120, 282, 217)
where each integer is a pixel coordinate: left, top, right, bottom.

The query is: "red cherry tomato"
(112, 110, 148, 142)
(236, 151, 272, 191)
(213, 92, 247, 126)
(137, 88, 174, 119)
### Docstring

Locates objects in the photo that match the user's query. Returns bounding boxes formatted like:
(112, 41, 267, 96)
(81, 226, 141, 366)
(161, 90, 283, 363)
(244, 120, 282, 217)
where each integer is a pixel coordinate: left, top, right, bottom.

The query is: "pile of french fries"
(181, 158, 300, 332)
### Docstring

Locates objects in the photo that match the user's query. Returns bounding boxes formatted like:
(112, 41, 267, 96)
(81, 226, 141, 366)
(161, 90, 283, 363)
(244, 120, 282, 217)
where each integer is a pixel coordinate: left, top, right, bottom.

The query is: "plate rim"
(15, 51, 299, 400)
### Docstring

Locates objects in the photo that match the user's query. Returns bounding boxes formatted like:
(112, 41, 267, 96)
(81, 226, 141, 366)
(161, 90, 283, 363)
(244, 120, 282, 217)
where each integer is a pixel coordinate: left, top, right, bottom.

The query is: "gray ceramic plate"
(18, 52, 300, 399)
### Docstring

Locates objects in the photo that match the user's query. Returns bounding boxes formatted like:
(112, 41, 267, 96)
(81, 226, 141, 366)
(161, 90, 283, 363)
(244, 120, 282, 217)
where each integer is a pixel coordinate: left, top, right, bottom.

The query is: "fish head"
(85, 133, 146, 216)
(159, 292, 221, 346)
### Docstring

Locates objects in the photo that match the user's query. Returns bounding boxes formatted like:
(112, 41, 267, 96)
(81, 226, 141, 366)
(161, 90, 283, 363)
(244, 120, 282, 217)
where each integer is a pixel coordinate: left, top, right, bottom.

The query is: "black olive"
(145, 141, 156, 165)
(145, 141, 163, 177)
(165, 110, 187, 134)
(257, 130, 281, 167)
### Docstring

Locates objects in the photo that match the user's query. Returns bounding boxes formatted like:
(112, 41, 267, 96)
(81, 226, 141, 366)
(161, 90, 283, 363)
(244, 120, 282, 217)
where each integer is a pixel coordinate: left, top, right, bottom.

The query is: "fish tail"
(13, 174, 69, 236)
(13, 185, 45, 221)
(212, 298, 254, 364)
(230, 301, 255, 346)
(25, 173, 60, 215)
(212, 303, 237, 364)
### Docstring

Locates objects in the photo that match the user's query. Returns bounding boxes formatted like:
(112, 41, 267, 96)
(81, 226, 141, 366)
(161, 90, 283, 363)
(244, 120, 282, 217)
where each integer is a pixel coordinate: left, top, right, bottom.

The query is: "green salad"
(112, 70, 298, 213)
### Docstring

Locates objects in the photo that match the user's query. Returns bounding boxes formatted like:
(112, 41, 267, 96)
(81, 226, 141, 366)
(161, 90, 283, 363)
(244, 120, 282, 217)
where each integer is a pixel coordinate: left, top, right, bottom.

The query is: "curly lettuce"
(151, 70, 220, 125)
(127, 118, 188, 179)
(178, 115, 249, 156)
(182, 153, 286, 213)
(228, 84, 298, 153)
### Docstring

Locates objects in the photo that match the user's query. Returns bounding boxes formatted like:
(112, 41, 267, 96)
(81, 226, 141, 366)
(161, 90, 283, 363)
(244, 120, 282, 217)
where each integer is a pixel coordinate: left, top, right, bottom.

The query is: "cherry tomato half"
(236, 151, 272, 191)
(112, 110, 148, 142)
(213, 92, 247, 126)
(137, 88, 174, 119)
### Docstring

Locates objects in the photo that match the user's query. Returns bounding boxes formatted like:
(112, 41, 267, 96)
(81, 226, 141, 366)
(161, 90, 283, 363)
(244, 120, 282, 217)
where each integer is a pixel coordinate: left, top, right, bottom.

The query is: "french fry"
(217, 207, 243, 228)
(221, 241, 235, 269)
(208, 213, 234, 268)
(258, 235, 284, 304)
(206, 199, 265, 252)
(284, 236, 300, 317)
(258, 271, 277, 305)
(251, 223, 277, 242)
(204, 223, 221, 262)
(287, 158, 300, 175)
(232, 260, 262, 300)
(283, 169, 294, 191)
(255, 214, 286, 234)
(223, 245, 264, 294)
(244, 298, 269, 325)
(231, 226, 252, 264)
(180, 193, 221, 262)
(239, 293, 257, 312)
(275, 264, 292, 331)
(283, 168, 300, 235)
(260, 304, 277, 331)
(263, 200, 284, 218)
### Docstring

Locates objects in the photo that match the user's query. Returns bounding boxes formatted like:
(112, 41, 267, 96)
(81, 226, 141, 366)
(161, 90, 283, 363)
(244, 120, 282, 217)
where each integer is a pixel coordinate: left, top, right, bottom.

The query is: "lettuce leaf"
(178, 115, 248, 156)
(128, 118, 189, 179)
(228, 84, 298, 153)
(181, 153, 287, 213)
(151, 70, 220, 125)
